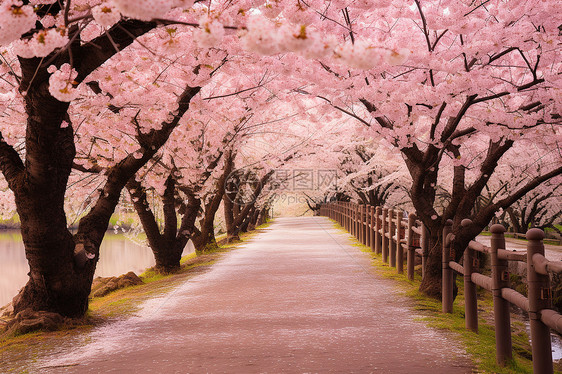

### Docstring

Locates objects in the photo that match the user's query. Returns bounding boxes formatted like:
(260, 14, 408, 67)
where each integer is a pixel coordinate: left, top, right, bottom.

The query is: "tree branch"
(0, 133, 24, 190)
(476, 165, 562, 227)
(126, 178, 163, 250)
(75, 85, 201, 249)
(76, 19, 158, 83)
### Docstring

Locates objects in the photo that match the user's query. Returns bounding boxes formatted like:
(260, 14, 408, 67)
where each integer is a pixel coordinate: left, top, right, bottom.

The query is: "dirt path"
(35, 217, 473, 373)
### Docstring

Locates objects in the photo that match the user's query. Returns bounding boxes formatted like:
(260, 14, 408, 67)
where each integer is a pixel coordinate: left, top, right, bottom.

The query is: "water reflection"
(0, 232, 27, 309)
(0, 231, 194, 307)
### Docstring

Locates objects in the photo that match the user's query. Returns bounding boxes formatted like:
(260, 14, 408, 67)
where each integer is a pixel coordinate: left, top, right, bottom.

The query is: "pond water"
(0, 231, 194, 307)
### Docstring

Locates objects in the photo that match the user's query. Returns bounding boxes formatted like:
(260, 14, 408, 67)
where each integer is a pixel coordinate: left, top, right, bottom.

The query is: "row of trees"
(0, 0, 311, 317)
(283, 0, 562, 296)
(0, 0, 560, 317)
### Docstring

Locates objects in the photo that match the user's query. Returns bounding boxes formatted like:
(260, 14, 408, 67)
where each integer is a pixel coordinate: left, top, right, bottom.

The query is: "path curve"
(38, 217, 473, 373)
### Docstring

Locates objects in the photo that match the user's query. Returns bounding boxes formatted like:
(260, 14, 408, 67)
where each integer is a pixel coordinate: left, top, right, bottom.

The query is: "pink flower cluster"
(240, 16, 411, 69)
(193, 15, 225, 48)
(0, 1, 37, 46)
(13, 28, 69, 58)
(48, 64, 79, 102)
(92, 4, 122, 28)
(111, 0, 193, 21)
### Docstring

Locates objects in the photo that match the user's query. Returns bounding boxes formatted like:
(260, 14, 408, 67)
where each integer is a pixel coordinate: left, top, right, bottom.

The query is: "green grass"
(108, 213, 137, 228)
(330, 220, 555, 374)
(179, 252, 198, 266)
(0, 214, 20, 226)
(0, 231, 22, 240)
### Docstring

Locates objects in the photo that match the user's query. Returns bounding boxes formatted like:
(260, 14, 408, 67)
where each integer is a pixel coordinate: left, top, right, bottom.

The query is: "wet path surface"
(38, 217, 472, 373)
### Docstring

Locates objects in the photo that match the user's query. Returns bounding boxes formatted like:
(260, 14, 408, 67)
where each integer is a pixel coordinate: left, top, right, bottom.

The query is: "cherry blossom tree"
(475, 146, 562, 233)
(332, 137, 409, 207)
(0, 0, 560, 315)
(0, 0, 228, 317)
(267, 0, 562, 296)
(505, 187, 562, 234)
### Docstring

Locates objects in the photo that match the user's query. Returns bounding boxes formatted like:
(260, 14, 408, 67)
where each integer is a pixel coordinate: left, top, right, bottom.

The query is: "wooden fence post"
(337, 203, 341, 225)
(354, 203, 359, 239)
(442, 219, 453, 313)
(370, 206, 376, 252)
(382, 208, 389, 263)
(421, 224, 429, 279)
(335, 201, 342, 226)
(389, 209, 396, 268)
(351, 203, 354, 233)
(348, 203, 352, 234)
(345, 203, 350, 231)
(490, 224, 512, 366)
(375, 206, 382, 255)
(366, 206, 372, 248)
(396, 211, 404, 274)
(461, 219, 478, 333)
(357, 203, 361, 242)
(349, 203, 353, 236)
(355, 203, 358, 239)
(361, 204, 366, 245)
(407, 213, 416, 281)
(526, 228, 553, 374)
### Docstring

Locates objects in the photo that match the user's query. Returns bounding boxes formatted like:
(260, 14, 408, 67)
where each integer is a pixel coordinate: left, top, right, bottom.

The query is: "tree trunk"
(13, 83, 199, 316)
(239, 207, 255, 233)
(11, 78, 91, 317)
(3, 20, 172, 318)
(417, 230, 442, 297)
(258, 206, 269, 225)
(247, 208, 261, 231)
(192, 153, 232, 251)
(223, 193, 240, 242)
(128, 175, 201, 274)
(191, 201, 218, 252)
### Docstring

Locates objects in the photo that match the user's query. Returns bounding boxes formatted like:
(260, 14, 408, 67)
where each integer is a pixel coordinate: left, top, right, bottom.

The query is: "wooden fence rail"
(320, 202, 427, 280)
(443, 218, 561, 373)
(320, 202, 560, 374)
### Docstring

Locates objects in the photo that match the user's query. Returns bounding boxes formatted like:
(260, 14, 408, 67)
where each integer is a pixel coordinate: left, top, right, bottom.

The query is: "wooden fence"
(443, 219, 562, 373)
(320, 201, 561, 374)
(320, 202, 428, 280)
